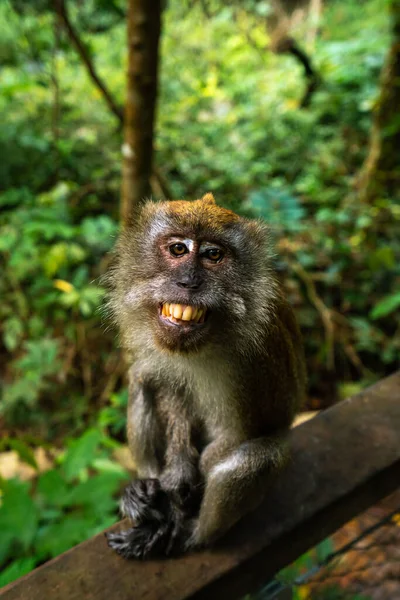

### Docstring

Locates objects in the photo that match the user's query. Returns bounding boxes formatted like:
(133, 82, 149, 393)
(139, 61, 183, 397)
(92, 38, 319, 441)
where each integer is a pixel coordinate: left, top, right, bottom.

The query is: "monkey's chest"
(188, 370, 243, 439)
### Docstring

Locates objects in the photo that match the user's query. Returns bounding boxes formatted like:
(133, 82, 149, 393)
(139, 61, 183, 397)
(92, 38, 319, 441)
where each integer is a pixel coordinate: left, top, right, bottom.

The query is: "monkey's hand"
(106, 479, 191, 559)
(160, 458, 202, 517)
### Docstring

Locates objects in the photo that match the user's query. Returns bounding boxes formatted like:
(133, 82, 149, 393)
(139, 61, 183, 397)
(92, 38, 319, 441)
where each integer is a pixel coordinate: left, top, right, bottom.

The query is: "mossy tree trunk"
(121, 0, 162, 224)
(358, 0, 400, 202)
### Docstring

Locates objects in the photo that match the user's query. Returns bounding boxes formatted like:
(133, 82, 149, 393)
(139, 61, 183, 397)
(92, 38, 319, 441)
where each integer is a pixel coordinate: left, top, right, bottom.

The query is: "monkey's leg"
(189, 436, 289, 548)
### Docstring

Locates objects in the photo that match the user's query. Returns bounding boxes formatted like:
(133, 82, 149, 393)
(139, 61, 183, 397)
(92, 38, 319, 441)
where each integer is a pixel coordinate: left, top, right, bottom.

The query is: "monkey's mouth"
(159, 303, 208, 327)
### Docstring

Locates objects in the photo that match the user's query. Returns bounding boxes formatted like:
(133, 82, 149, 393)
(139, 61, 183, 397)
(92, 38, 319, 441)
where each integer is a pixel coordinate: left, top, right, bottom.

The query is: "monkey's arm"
(188, 434, 289, 548)
(160, 411, 201, 510)
(189, 309, 303, 549)
(126, 374, 199, 495)
(107, 378, 202, 558)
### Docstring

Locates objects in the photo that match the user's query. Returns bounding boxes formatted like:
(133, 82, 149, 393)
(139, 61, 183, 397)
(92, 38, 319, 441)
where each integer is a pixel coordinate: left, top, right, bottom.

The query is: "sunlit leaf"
(37, 470, 69, 507)
(3, 317, 24, 351)
(0, 479, 38, 551)
(53, 279, 74, 293)
(370, 292, 400, 320)
(62, 429, 103, 481)
(0, 557, 37, 588)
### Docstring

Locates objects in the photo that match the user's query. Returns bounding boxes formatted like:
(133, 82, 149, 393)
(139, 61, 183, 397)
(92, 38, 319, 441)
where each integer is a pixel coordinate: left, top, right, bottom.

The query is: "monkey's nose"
(176, 276, 204, 290)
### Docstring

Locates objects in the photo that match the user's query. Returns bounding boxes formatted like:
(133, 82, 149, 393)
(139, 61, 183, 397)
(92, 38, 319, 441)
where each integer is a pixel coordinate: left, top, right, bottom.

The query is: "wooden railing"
(1, 372, 399, 600)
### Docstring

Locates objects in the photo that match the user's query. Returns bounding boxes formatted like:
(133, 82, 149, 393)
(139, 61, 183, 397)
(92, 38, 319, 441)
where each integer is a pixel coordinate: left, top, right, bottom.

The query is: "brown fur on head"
(107, 194, 278, 354)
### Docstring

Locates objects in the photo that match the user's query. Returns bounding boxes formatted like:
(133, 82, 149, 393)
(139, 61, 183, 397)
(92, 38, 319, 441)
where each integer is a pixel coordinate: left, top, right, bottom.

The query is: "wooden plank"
(1, 372, 400, 600)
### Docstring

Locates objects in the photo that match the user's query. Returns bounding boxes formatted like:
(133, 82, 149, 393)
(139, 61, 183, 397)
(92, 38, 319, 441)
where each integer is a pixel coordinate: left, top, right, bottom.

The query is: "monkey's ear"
(201, 192, 216, 205)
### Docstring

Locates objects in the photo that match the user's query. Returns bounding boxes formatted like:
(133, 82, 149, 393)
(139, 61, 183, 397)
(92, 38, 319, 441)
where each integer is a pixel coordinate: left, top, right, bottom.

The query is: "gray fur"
(105, 196, 306, 558)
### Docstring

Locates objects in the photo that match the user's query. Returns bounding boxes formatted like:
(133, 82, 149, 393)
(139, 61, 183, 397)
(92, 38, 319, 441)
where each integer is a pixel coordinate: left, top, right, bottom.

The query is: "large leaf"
(34, 514, 98, 559)
(2, 317, 24, 351)
(0, 479, 38, 553)
(62, 429, 103, 481)
(370, 292, 400, 320)
(36, 470, 69, 507)
(0, 557, 37, 588)
(64, 472, 126, 514)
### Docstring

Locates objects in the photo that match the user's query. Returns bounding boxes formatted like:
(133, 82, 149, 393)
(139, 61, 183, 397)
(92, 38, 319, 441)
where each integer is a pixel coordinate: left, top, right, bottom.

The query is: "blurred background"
(0, 0, 399, 593)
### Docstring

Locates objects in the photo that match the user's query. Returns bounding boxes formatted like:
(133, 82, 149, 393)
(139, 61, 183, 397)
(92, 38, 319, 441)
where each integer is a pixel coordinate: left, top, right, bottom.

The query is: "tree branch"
(56, 0, 171, 203)
(56, 0, 124, 125)
(289, 260, 335, 370)
(275, 36, 321, 107)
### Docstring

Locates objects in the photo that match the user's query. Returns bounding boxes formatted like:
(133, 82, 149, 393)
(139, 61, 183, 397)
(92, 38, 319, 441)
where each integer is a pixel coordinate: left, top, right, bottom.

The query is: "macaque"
(106, 193, 306, 558)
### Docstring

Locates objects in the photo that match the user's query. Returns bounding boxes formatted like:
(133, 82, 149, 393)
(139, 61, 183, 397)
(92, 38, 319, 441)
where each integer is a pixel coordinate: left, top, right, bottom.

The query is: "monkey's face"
(112, 195, 273, 353)
(153, 232, 229, 350)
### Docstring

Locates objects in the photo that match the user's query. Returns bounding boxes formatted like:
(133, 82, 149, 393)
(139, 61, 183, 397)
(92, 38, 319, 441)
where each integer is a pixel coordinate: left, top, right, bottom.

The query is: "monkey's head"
(108, 194, 278, 353)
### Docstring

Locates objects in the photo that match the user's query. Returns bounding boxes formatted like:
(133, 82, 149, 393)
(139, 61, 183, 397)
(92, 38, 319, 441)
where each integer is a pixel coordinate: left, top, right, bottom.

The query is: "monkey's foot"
(106, 517, 192, 559)
(106, 478, 192, 558)
(119, 478, 170, 525)
(106, 521, 171, 559)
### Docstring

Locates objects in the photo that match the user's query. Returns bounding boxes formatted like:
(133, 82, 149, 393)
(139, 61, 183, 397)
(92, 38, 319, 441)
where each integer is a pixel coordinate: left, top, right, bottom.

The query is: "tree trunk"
(121, 0, 162, 225)
(358, 0, 400, 202)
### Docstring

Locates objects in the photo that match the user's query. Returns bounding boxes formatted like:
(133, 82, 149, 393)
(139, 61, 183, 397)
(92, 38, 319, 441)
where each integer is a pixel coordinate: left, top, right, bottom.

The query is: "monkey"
(105, 193, 306, 558)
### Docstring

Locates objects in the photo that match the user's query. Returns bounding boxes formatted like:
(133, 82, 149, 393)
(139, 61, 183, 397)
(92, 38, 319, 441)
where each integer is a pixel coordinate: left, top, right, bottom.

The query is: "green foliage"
(244, 185, 306, 231)
(1, 0, 398, 423)
(0, 558, 37, 590)
(0, 0, 399, 588)
(98, 389, 129, 436)
(0, 428, 129, 587)
(63, 429, 102, 481)
(370, 291, 400, 319)
(0, 180, 118, 427)
(158, 0, 399, 398)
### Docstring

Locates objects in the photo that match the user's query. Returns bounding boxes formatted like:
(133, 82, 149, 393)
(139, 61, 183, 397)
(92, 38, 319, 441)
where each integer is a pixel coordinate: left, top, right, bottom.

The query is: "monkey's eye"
(203, 248, 224, 262)
(169, 242, 188, 257)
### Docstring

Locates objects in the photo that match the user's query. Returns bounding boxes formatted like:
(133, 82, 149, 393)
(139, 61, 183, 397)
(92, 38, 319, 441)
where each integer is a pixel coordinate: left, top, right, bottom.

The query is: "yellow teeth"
(173, 304, 183, 319)
(161, 303, 205, 324)
(182, 306, 193, 321)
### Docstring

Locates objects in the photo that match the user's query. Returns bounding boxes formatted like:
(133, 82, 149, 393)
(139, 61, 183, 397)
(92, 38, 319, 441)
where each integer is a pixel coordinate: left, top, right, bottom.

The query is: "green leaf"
(0, 479, 38, 552)
(15, 339, 61, 376)
(78, 285, 105, 317)
(315, 537, 334, 562)
(244, 186, 305, 232)
(34, 514, 97, 559)
(3, 317, 24, 351)
(91, 458, 129, 477)
(64, 472, 125, 513)
(368, 247, 395, 270)
(0, 531, 15, 566)
(41, 242, 86, 277)
(36, 470, 68, 507)
(80, 216, 118, 252)
(0, 557, 37, 588)
(370, 291, 400, 320)
(62, 429, 102, 481)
